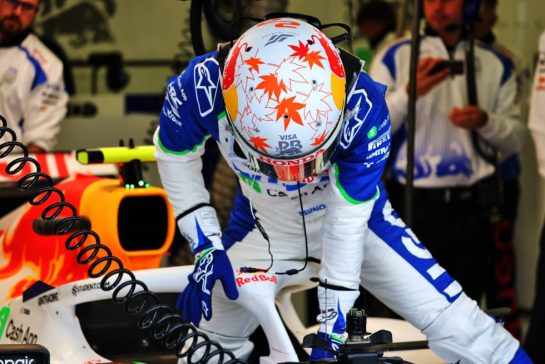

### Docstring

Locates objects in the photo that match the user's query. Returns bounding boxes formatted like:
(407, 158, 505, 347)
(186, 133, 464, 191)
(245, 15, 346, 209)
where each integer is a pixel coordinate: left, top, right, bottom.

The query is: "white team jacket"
(370, 34, 525, 187)
(0, 33, 68, 151)
(529, 31, 545, 178)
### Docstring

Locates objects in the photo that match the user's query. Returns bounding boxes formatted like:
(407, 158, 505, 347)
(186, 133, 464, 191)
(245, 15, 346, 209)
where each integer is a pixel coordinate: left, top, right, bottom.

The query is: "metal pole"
(404, 0, 422, 227)
(396, 0, 410, 37)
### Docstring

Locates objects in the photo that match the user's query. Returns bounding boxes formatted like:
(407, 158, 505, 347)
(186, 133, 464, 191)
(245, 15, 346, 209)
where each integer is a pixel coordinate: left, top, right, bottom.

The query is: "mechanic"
(525, 29, 545, 362)
(370, 0, 525, 303)
(0, 0, 68, 153)
(154, 17, 531, 363)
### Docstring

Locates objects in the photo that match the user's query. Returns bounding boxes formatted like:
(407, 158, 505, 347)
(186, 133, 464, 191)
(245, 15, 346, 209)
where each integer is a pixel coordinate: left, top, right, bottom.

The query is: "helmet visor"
(246, 140, 337, 182)
(228, 110, 344, 182)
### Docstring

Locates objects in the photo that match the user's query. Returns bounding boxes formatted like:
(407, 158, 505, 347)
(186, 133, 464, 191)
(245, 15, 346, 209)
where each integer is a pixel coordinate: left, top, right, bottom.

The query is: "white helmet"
(222, 17, 346, 182)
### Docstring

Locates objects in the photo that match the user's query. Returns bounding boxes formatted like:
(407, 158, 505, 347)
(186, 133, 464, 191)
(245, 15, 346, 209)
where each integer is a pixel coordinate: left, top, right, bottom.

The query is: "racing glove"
(175, 204, 239, 326)
(177, 247, 238, 326)
(309, 285, 360, 360)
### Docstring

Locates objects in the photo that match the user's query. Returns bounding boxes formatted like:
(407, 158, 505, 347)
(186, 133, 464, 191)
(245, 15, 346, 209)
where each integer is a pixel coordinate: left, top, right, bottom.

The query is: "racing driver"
(153, 17, 531, 363)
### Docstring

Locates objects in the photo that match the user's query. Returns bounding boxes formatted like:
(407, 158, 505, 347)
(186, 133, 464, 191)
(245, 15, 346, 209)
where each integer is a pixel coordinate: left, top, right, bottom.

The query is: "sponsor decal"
(340, 89, 373, 149)
(0, 307, 10, 337)
(45, 83, 63, 93)
(367, 126, 377, 139)
(378, 117, 389, 131)
(363, 154, 389, 168)
(0, 357, 37, 363)
(366, 147, 389, 160)
(37, 292, 58, 306)
(368, 127, 391, 151)
(72, 282, 103, 296)
(265, 33, 294, 46)
(298, 204, 326, 216)
(276, 137, 303, 156)
(180, 87, 188, 102)
(318, 308, 337, 323)
(162, 105, 182, 126)
(267, 189, 288, 197)
(5, 320, 37, 344)
(266, 183, 328, 199)
(41, 92, 60, 106)
(167, 84, 183, 110)
(258, 149, 325, 166)
(194, 58, 219, 117)
(236, 274, 278, 287)
(194, 253, 215, 295)
(197, 209, 218, 228)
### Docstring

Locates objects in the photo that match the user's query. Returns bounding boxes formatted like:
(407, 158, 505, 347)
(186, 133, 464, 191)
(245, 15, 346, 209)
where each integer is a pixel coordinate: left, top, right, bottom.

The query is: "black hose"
(0, 114, 244, 364)
(190, 0, 206, 56)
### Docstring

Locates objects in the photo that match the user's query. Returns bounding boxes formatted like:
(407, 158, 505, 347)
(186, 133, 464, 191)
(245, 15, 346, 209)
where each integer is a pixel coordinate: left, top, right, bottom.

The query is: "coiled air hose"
(0, 114, 245, 364)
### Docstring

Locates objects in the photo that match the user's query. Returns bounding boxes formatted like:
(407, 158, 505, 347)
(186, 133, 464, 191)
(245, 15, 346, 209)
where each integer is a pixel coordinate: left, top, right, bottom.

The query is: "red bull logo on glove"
(236, 273, 278, 287)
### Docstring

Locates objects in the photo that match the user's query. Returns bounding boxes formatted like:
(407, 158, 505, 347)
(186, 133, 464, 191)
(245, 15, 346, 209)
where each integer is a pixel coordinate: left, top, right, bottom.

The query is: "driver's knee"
(422, 293, 521, 363)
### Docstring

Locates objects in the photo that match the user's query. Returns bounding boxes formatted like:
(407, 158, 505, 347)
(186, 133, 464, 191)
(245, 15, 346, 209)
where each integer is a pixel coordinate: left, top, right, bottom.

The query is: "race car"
(0, 146, 442, 363)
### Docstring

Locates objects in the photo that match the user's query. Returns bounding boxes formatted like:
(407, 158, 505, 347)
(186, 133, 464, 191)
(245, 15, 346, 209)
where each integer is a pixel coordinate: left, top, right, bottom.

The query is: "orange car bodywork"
(0, 174, 175, 301)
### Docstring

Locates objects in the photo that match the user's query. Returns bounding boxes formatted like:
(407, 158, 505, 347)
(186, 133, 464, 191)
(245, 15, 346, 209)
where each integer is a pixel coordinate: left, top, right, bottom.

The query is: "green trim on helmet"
(334, 163, 379, 204)
(158, 134, 208, 155)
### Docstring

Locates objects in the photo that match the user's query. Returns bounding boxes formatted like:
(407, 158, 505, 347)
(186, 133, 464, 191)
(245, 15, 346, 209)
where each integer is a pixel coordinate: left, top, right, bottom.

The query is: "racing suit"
(370, 34, 524, 187)
(0, 32, 68, 151)
(369, 33, 525, 302)
(154, 51, 529, 363)
(525, 30, 545, 362)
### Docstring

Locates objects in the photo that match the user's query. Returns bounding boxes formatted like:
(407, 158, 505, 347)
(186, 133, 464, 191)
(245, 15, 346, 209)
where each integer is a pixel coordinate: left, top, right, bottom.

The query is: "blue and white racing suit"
(154, 51, 529, 363)
(0, 33, 68, 151)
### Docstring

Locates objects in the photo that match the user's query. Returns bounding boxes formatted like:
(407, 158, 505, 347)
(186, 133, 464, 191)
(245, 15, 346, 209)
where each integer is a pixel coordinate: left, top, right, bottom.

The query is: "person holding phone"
(370, 0, 525, 303)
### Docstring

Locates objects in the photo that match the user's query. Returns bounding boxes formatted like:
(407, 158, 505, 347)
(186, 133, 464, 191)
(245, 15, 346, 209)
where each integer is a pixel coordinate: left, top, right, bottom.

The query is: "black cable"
(0, 114, 244, 364)
(239, 181, 309, 276)
(190, 0, 206, 56)
(288, 180, 309, 275)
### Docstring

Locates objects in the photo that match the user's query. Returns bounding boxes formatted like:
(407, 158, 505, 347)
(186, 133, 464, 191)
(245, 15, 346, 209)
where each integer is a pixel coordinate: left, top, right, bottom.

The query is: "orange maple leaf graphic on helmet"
(249, 136, 271, 153)
(304, 51, 325, 69)
(312, 131, 327, 146)
(256, 73, 287, 100)
(245, 57, 264, 73)
(276, 96, 304, 130)
(289, 41, 309, 60)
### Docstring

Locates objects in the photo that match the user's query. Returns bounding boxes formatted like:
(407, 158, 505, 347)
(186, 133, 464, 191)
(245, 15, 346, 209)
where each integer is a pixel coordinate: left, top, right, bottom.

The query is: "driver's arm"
(320, 72, 392, 289)
(154, 65, 222, 252)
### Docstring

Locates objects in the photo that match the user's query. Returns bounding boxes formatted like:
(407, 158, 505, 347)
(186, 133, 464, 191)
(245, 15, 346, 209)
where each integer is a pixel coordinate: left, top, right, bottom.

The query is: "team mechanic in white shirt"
(369, 0, 525, 303)
(0, 0, 67, 152)
(525, 29, 545, 362)
(154, 17, 531, 363)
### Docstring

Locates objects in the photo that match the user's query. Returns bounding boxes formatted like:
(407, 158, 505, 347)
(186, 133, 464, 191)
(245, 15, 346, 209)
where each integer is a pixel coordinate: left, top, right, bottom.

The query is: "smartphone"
(427, 60, 464, 75)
